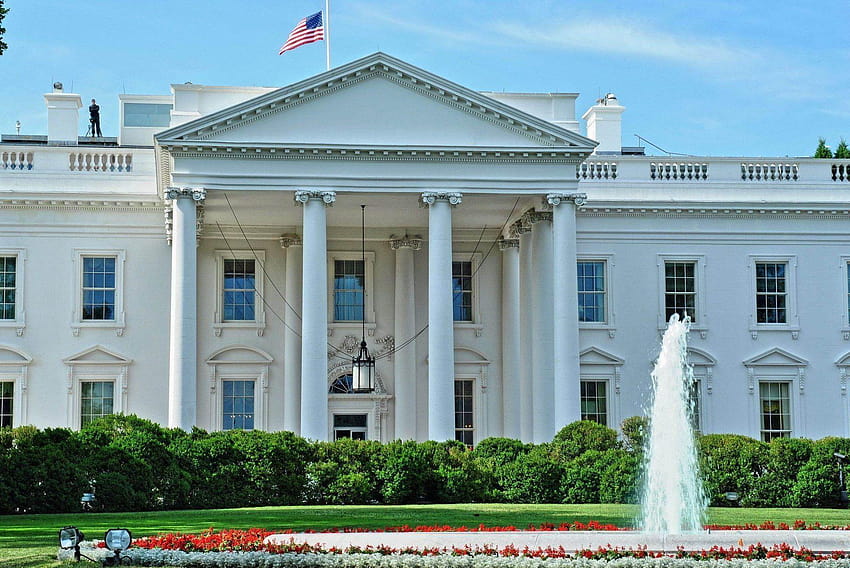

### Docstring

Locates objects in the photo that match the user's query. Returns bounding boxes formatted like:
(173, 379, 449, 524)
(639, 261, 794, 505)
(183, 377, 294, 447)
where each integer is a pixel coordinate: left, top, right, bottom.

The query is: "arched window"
(329, 373, 354, 393)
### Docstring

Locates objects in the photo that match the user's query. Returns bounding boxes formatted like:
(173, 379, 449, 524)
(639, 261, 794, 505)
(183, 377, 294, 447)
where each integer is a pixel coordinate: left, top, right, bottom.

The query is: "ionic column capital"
(279, 234, 303, 248)
(166, 186, 206, 202)
(547, 192, 587, 208)
(420, 192, 462, 207)
(389, 235, 423, 250)
(294, 190, 336, 206)
(498, 237, 520, 251)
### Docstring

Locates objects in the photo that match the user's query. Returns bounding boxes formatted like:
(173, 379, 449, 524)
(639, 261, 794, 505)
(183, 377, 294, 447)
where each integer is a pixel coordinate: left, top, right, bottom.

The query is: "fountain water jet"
(640, 314, 707, 534)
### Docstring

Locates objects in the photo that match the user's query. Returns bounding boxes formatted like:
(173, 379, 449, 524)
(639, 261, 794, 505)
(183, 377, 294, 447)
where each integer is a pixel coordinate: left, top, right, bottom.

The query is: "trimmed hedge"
(0, 416, 847, 513)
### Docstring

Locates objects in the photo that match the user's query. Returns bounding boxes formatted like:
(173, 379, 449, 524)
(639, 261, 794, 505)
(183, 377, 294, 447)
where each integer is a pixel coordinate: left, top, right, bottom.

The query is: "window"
(329, 373, 354, 393)
(73, 249, 125, 334)
(688, 379, 702, 433)
(222, 380, 255, 430)
(0, 256, 16, 320)
(0, 382, 12, 428)
(80, 381, 114, 427)
(580, 380, 607, 425)
(214, 251, 265, 336)
(334, 260, 364, 322)
(577, 261, 606, 323)
(223, 259, 256, 321)
(82, 257, 116, 320)
(759, 381, 791, 441)
(333, 414, 367, 440)
(664, 261, 696, 323)
(123, 103, 172, 127)
(452, 261, 473, 322)
(454, 379, 474, 446)
(755, 262, 787, 324)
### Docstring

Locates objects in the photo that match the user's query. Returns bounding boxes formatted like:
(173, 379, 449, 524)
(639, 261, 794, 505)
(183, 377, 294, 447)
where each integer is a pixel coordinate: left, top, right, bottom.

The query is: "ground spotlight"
(58, 526, 86, 562)
(103, 528, 132, 566)
(724, 491, 739, 505)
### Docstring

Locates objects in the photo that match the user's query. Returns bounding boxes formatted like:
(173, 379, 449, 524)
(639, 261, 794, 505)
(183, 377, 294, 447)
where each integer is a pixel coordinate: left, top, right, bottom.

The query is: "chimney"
(582, 93, 625, 154)
(44, 82, 83, 145)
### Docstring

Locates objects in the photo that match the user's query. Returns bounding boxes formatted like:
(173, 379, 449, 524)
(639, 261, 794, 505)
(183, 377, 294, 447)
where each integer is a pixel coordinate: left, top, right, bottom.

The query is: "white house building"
(2, 52, 850, 444)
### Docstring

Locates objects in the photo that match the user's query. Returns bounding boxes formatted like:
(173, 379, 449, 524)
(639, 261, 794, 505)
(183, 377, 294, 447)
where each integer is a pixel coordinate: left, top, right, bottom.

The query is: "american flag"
(279, 11, 324, 55)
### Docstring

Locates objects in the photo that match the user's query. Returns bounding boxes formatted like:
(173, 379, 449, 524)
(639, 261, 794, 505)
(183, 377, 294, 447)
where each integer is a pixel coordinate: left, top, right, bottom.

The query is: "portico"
(156, 52, 594, 441)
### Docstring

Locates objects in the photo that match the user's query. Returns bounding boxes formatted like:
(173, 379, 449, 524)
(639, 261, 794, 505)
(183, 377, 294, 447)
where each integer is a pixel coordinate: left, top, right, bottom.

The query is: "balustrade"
(1, 151, 34, 170)
(577, 161, 617, 180)
(740, 162, 798, 181)
(649, 162, 708, 180)
(831, 163, 850, 182)
(68, 152, 133, 172)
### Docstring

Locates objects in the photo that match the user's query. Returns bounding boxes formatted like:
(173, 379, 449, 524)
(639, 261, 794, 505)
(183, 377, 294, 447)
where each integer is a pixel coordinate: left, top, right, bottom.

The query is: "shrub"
(433, 441, 491, 503)
(499, 444, 563, 503)
(698, 434, 767, 506)
(378, 440, 438, 504)
(747, 437, 812, 507)
(599, 450, 640, 503)
(791, 437, 850, 507)
(552, 421, 620, 460)
(620, 416, 648, 453)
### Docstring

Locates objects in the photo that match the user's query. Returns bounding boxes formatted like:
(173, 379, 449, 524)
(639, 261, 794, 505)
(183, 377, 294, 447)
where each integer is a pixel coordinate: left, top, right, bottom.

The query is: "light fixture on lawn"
(351, 204, 375, 393)
(103, 528, 132, 566)
(58, 526, 85, 562)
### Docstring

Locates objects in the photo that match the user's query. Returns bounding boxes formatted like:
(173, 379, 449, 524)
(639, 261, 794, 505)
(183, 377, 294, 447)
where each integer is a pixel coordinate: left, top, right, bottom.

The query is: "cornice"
(0, 197, 162, 211)
(162, 144, 586, 164)
(579, 205, 850, 219)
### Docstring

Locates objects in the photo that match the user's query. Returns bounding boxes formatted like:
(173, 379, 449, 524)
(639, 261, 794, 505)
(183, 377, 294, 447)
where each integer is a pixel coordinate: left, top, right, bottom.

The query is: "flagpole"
(325, 0, 331, 70)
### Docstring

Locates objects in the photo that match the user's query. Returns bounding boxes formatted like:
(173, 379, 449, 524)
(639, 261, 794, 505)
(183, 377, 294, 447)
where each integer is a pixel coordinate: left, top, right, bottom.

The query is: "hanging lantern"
(352, 340, 375, 392)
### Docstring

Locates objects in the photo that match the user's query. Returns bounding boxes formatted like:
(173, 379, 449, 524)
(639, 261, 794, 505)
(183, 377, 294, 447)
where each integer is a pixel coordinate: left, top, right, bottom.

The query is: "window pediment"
(0, 345, 32, 365)
(743, 347, 808, 368)
(579, 347, 624, 367)
(63, 345, 132, 365)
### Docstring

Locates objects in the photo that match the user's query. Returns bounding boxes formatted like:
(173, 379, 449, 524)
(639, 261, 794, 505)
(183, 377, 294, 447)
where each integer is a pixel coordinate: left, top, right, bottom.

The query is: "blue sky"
(0, 1, 846, 157)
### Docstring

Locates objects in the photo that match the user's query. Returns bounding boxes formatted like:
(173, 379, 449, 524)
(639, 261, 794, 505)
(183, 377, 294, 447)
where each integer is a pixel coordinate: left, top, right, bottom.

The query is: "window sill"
(454, 322, 484, 337)
(329, 322, 376, 336)
(213, 321, 267, 337)
(581, 323, 617, 338)
(0, 320, 25, 337)
(72, 315, 126, 337)
(657, 323, 708, 339)
(748, 324, 800, 340)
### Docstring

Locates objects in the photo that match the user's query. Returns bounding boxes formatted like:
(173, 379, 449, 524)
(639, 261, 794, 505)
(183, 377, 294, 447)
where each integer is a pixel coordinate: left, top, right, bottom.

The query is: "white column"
(549, 193, 586, 428)
(530, 210, 555, 443)
(391, 236, 421, 440)
(295, 190, 335, 441)
(422, 191, 462, 442)
(500, 238, 521, 439)
(166, 187, 205, 430)
(281, 234, 303, 434)
(518, 226, 534, 442)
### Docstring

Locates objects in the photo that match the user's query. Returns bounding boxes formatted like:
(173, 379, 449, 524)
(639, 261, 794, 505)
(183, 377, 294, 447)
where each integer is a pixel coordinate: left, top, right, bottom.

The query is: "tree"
(835, 138, 850, 159)
(814, 138, 833, 158)
(0, 0, 7, 55)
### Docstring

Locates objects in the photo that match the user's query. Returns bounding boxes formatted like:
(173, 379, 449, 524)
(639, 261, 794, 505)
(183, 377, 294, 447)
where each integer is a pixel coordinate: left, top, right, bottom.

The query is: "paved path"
(267, 531, 850, 554)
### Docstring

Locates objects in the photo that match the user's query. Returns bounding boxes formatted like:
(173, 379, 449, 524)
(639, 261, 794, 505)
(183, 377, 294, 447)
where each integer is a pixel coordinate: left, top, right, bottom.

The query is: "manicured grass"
(2, 504, 850, 567)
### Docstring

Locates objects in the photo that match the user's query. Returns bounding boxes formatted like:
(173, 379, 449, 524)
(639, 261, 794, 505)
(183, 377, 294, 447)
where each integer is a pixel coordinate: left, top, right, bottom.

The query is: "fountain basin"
(266, 530, 850, 554)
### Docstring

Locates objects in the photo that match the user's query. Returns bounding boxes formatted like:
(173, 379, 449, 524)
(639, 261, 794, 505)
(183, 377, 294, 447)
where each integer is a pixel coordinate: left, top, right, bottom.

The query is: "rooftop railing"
(0, 145, 152, 176)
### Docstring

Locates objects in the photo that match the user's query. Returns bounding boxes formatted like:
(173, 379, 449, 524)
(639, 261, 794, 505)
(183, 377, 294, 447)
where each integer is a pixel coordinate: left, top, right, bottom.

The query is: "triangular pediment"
(156, 53, 596, 151)
(743, 347, 808, 367)
(580, 347, 625, 366)
(835, 352, 850, 367)
(64, 345, 132, 365)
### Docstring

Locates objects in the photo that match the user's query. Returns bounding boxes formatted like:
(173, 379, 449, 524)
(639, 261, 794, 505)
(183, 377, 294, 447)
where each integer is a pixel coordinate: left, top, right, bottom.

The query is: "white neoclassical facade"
(2, 52, 850, 443)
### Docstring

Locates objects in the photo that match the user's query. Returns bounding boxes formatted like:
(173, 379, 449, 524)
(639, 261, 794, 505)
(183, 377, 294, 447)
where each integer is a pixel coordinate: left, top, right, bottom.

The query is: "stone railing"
(577, 161, 617, 180)
(740, 162, 798, 181)
(1, 151, 34, 170)
(575, 156, 850, 185)
(649, 162, 709, 181)
(68, 151, 133, 172)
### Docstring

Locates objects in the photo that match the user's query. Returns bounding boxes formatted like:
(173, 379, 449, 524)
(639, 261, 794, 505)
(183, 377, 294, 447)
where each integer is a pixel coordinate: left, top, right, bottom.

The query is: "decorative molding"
(0, 198, 161, 211)
(614, 367, 621, 395)
(279, 234, 302, 248)
(420, 192, 462, 207)
(706, 367, 714, 394)
(546, 192, 587, 208)
(523, 209, 552, 224)
(294, 190, 336, 206)
(842, 368, 848, 396)
(375, 335, 395, 361)
(579, 205, 850, 220)
(498, 238, 519, 250)
(165, 187, 206, 202)
(389, 235, 422, 250)
(748, 367, 755, 394)
(799, 367, 806, 394)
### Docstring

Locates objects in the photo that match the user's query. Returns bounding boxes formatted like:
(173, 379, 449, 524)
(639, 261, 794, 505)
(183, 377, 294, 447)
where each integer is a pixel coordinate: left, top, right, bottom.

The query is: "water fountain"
(640, 314, 707, 534)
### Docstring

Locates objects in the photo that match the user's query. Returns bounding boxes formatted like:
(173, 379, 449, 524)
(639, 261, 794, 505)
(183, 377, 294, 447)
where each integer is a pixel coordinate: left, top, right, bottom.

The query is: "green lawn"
(2, 504, 850, 567)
